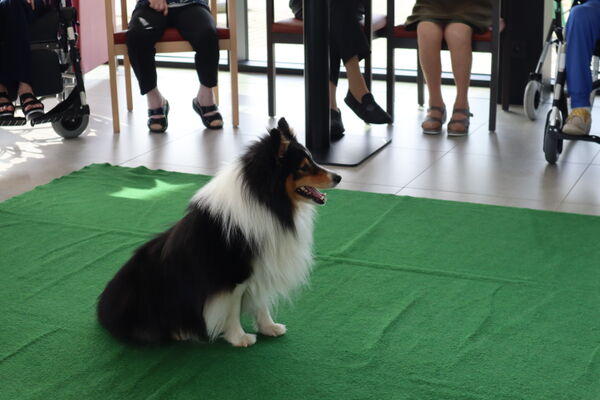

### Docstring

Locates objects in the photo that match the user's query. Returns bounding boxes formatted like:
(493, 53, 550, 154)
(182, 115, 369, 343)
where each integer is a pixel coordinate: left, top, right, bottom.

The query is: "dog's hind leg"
(204, 283, 256, 347)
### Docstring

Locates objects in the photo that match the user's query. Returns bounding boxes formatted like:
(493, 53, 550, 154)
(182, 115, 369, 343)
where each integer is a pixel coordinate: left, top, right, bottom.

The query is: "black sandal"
(447, 108, 473, 137)
(192, 98, 223, 129)
(147, 100, 169, 133)
(19, 93, 44, 120)
(0, 92, 15, 119)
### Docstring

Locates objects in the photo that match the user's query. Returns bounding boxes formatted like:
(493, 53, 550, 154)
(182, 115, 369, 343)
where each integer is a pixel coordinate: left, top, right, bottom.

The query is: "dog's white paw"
(259, 323, 287, 337)
(226, 333, 257, 347)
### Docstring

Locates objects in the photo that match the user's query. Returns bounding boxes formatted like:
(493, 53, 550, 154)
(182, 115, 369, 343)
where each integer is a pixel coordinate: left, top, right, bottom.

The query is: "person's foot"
(421, 105, 446, 135)
(330, 108, 345, 141)
(563, 108, 591, 136)
(447, 107, 473, 137)
(344, 91, 392, 124)
(196, 86, 223, 129)
(0, 92, 15, 118)
(18, 93, 44, 120)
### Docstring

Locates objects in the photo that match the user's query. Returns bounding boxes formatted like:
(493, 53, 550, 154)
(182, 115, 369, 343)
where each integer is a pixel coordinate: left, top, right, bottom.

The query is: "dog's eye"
(299, 165, 310, 172)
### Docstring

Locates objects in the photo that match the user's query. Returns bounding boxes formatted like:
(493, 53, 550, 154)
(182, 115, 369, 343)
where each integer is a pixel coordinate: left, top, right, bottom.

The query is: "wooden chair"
(385, 0, 503, 132)
(104, 0, 238, 133)
(266, 0, 387, 117)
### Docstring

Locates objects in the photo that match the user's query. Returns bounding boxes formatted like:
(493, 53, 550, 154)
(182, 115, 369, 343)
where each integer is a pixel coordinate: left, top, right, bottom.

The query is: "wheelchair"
(523, 0, 564, 120)
(0, 0, 90, 138)
(540, 0, 600, 164)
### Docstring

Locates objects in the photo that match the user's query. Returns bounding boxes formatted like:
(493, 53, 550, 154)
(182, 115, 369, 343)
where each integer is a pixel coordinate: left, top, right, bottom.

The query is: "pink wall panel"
(73, 0, 108, 73)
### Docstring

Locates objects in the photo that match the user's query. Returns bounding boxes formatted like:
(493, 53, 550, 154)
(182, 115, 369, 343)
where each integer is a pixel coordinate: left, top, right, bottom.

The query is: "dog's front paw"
(225, 332, 257, 347)
(259, 323, 287, 337)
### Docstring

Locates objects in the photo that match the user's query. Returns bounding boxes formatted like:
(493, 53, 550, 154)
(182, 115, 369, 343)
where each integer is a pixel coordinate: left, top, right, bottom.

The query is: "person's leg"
(417, 20, 445, 132)
(126, 4, 168, 127)
(444, 22, 473, 135)
(330, 0, 390, 123)
(564, 1, 600, 134)
(171, 5, 222, 127)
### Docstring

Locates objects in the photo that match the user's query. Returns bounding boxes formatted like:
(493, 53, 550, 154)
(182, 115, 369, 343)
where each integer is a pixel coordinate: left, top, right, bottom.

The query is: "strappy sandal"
(19, 93, 44, 120)
(447, 108, 473, 137)
(421, 106, 447, 135)
(147, 100, 169, 133)
(0, 92, 15, 119)
(192, 98, 223, 130)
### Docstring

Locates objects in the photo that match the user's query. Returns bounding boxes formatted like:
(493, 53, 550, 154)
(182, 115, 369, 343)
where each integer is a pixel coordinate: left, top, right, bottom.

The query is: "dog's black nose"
(333, 174, 342, 184)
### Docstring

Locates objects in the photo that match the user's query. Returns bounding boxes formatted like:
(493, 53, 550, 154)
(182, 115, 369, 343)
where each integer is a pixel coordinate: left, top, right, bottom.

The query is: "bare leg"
(444, 22, 473, 133)
(256, 307, 287, 337)
(345, 56, 369, 103)
(417, 21, 445, 130)
(330, 81, 338, 110)
(196, 84, 222, 127)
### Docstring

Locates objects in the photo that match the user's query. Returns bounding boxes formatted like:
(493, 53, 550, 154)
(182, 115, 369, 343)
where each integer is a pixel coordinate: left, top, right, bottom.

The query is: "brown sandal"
(421, 106, 447, 135)
(447, 108, 473, 137)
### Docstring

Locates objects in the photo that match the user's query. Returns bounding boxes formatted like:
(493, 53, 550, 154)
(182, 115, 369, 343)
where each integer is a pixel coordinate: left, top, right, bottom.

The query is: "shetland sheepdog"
(97, 118, 341, 347)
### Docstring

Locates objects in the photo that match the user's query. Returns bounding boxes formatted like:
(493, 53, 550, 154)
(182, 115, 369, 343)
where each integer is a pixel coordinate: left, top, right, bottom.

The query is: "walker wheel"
(524, 79, 543, 121)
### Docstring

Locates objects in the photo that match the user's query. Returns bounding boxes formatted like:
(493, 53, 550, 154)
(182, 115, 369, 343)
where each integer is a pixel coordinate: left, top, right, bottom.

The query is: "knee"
(126, 27, 156, 49)
(444, 25, 473, 46)
(188, 25, 218, 48)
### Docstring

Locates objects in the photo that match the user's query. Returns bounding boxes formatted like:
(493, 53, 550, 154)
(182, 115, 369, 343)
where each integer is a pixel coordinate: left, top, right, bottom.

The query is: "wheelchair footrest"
(0, 117, 27, 127)
(556, 132, 600, 144)
(31, 105, 90, 126)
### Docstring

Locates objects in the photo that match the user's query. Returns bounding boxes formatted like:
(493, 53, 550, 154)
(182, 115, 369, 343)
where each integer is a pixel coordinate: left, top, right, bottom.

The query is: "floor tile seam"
(398, 147, 459, 192)
(558, 162, 594, 204)
(400, 184, 563, 208)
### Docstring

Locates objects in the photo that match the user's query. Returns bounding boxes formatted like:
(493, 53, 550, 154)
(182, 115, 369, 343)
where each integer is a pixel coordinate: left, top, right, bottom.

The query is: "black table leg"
(303, 0, 392, 167)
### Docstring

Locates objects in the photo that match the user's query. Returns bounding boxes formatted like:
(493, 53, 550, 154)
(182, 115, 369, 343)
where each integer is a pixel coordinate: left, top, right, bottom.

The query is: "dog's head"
(271, 118, 341, 206)
(242, 118, 341, 214)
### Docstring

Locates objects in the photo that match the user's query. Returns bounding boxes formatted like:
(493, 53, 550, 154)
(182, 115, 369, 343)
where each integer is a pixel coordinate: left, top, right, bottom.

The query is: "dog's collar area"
(296, 186, 327, 205)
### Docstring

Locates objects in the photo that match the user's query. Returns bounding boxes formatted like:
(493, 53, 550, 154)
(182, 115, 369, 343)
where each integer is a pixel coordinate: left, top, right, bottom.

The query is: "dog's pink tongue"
(306, 186, 326, 205)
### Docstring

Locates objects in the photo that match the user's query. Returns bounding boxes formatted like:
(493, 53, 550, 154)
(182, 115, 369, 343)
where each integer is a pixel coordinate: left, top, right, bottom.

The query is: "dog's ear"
(277, 117, 295, 140)
(269, 127, 290, 159)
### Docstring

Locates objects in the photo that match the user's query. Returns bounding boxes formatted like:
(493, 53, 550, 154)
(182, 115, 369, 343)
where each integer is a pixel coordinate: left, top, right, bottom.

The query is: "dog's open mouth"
(296, 186, 327, 205)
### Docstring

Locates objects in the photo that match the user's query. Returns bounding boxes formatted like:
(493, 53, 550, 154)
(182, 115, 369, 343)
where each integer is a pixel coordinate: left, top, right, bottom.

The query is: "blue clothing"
(566, 0, 600, 108)
(136, 0, 208, 8)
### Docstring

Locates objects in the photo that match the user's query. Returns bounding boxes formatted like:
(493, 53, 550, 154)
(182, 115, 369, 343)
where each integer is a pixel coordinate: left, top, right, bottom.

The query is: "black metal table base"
(311, 125, 392, 166)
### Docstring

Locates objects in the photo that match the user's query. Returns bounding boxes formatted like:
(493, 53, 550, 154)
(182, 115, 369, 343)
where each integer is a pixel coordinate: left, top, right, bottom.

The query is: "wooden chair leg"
(124, 54, 133, 112)
(108, 55, 120, 133)
(213, 86, 220, 106)
(230, 50, 239, 127)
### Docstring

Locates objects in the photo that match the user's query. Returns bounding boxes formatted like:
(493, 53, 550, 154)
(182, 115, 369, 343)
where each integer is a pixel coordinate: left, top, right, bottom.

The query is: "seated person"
(563, 0, 600, 135)
(405, 0, 492, 136)
(0, 0, 47, 120)
(127, 0, 222, 132)
(289, 0, 391, 140)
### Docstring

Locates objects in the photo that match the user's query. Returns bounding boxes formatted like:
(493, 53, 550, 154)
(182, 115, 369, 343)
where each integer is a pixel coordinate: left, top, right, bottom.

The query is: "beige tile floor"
(1, 65, 600, 216)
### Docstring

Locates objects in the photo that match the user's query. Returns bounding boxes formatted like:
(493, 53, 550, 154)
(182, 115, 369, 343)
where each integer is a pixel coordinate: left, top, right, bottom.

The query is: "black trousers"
(293, 0, 369, 86)
(127, 3, 219, 95)
(0, 0, 44, 88)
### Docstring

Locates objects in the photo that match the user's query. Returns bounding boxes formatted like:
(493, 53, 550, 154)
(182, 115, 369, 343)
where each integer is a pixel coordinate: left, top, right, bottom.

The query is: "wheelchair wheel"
(52, 114, 89, 139)
(524, 79, 543, 121)
(543, 110, 562, 164)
